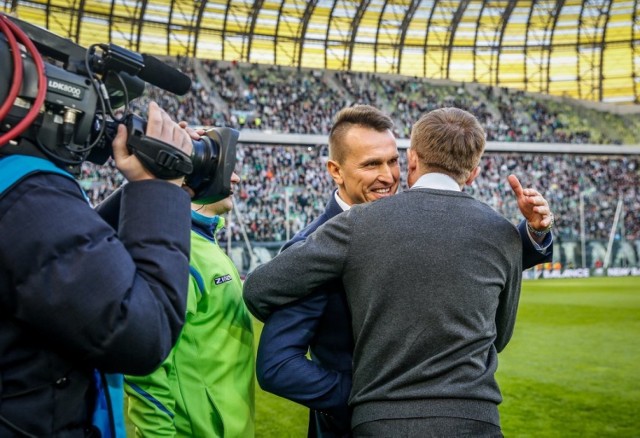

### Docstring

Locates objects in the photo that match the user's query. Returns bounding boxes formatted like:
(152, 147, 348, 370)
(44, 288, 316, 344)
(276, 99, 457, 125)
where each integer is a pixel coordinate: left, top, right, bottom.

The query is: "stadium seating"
(81, 59, 640, 271)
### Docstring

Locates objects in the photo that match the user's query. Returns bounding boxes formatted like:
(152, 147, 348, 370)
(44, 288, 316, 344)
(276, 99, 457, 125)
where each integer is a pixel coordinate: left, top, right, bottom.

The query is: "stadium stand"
(80, 59, 640, 272)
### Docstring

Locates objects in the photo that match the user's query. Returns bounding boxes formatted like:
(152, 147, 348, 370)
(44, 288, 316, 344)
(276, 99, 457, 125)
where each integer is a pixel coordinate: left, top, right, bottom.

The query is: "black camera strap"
(125, 115, 193, 180)
(127, 134, 193, 179)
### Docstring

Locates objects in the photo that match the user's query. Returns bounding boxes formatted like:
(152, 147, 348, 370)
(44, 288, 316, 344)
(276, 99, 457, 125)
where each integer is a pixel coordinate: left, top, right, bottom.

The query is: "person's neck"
(334, 190, 352, 211)
(411, 172, 461, 191)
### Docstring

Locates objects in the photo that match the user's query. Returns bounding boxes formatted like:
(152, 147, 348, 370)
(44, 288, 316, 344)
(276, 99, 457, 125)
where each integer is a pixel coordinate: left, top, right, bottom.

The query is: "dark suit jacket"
(254, 190, 552, 437)
(256, 192, 352, 437)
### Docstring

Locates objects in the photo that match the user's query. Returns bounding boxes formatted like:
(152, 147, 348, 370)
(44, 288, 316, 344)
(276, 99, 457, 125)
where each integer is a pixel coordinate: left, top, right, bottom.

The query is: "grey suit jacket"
(244, 188, 523, 429)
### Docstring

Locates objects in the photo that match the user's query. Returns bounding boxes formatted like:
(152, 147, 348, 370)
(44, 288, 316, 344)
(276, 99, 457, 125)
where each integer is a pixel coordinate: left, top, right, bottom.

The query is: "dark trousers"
(353, 417, 503, 438)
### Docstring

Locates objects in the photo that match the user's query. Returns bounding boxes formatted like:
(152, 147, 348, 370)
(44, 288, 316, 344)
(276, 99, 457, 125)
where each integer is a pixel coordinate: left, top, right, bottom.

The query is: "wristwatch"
(526, 213, 554, 237)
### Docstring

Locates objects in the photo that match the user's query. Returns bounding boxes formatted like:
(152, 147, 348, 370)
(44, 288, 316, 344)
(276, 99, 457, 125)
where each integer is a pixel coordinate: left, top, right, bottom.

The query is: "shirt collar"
(411, 173, 461, 192)
(191, 209, 224, 235)
(334, 191, 351, 211)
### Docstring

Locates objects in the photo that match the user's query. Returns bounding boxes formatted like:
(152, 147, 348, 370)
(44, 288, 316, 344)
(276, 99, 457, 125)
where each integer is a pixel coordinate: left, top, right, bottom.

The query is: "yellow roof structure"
(3, 0, 639, 103)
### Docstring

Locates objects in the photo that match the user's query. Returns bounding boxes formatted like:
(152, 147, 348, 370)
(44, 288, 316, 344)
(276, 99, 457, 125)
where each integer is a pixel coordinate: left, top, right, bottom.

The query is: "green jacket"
(126, 213, 255, 437)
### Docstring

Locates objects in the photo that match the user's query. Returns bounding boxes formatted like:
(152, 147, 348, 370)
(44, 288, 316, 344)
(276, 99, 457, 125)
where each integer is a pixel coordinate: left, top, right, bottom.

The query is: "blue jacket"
(255, 191, 552, 437)
(0, 155, 191, 437)
(257, 192, 351, 437)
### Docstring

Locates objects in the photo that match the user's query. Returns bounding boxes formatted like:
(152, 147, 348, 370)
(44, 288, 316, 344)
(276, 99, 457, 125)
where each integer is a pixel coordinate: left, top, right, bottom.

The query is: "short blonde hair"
(410, 107, 485, 184)
(328, 105, 394, 164)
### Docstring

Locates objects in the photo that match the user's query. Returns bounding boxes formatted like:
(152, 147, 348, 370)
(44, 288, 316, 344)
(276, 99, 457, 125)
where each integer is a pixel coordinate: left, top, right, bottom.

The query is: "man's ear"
(327, 159, 343, 186)
(406, 148, 420, 188)
(465, 166, 481, 186)
(407, 148, 418, 173)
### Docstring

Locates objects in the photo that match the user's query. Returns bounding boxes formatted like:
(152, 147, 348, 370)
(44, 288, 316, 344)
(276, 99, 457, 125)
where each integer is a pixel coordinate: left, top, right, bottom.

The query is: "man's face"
(329, 125, 400, 206)
(196, 172, 241, 216)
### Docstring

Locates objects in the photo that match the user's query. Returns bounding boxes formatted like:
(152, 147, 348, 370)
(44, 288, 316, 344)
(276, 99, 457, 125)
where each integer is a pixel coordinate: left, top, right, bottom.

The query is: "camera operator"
(0, 101, 193, 436)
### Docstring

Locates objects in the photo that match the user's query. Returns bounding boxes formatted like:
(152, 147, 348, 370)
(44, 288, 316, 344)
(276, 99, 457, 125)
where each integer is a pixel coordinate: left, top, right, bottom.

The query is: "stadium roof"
(3, 0, 640, 104)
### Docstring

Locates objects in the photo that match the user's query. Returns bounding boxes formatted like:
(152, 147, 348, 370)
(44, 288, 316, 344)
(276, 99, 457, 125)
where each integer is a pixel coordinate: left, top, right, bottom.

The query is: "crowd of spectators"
(81, 58, 640, 247)
(219, 63, 349, 134)
(468, 153, 639, 242)
(82, 145, 640, 245)
(194, 59, 640, 145)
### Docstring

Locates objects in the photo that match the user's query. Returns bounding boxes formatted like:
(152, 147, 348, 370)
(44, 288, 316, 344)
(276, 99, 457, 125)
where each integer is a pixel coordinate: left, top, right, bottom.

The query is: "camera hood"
(188, 127, 238, 205)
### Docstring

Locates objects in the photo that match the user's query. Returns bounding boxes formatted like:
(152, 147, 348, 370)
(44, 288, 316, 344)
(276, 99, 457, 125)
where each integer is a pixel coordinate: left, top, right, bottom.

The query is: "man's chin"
(368, 193, 393, 202)
(221, 197, 233, 209)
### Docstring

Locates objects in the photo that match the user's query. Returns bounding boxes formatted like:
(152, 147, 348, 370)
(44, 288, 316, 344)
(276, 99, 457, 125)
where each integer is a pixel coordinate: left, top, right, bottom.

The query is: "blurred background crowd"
(82, 58, 640, 255)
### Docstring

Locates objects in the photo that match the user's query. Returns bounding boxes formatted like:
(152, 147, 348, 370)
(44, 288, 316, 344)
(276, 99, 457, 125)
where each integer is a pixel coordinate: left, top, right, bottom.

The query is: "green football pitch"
(254, 276, 640, 437)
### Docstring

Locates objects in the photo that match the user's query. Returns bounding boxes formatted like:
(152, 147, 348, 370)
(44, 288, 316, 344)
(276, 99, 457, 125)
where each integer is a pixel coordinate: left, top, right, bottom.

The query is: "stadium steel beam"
(445, 0, 470, 80)
(48, 0, 77, 39)
(524, 1, 557, 93)
(471, 1, 511, 85)
(598, 0, 613, 102)
(472, 1, 486, 83)
(296, 0, 318, 68)
(74, 0, 86, 44)
(634, 0, 640, 103)
(373, 0, 388, 73)
(167, 0, 175, 55)
(168, 0, 195, 56)
(346, 0, 371, 71)
(192, 0, 208, 58)
(221, 0, 233, 60)
(324, 0, 338, 70)
(577, 0, 588, 100)
(245, 0, 265, 63)
(38, 0, 63, 37)
(546, 0, 565, 95)
(273, 0, 286, 64)
(186, 2, 200, 58)
(422, 0, 438, 77)
(523, 0, 535, 91)
(395, 0, 420, 74)
(494, 1, 516, 87)
(44, 0, 51, 28)
(577, 0, 611, 101)
(108, 0, 115, 43)
(135, 0, 149, 53)
(577, 0, 595, 100)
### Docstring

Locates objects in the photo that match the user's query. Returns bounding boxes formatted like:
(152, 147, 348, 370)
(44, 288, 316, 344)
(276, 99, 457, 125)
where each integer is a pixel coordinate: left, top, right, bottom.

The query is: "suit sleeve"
(243, 210, 353, 321)
(518, 219, 553, 270)
(256, 292, 351, 426)
(494, 234, 524, 352)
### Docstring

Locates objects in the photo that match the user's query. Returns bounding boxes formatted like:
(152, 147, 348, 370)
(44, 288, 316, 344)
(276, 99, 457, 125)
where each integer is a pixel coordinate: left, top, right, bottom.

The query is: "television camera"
(0, 13, 237, 204)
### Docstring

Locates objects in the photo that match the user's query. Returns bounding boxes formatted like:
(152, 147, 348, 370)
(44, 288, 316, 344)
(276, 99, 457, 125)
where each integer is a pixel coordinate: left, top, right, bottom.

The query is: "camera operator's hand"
(112, 101, 193, 185)
(178, 121, 205, 140)
(176, 121, 204, 197)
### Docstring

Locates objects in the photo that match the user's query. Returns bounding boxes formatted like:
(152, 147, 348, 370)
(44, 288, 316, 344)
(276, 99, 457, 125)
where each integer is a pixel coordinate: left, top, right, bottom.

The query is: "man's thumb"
(507, 174, 523, 196)
(111, 124, 128, 162)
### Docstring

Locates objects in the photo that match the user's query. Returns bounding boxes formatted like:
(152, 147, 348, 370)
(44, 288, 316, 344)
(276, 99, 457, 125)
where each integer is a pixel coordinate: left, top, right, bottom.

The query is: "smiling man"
(253, 105, 553, 438)
(326, 112, 400, 206)
(256, 107, 396, 437)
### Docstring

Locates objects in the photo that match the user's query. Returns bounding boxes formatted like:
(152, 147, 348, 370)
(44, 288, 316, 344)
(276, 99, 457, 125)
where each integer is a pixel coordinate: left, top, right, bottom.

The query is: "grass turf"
(497, 276, 640, 437)
(125, 276, 640, 436)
